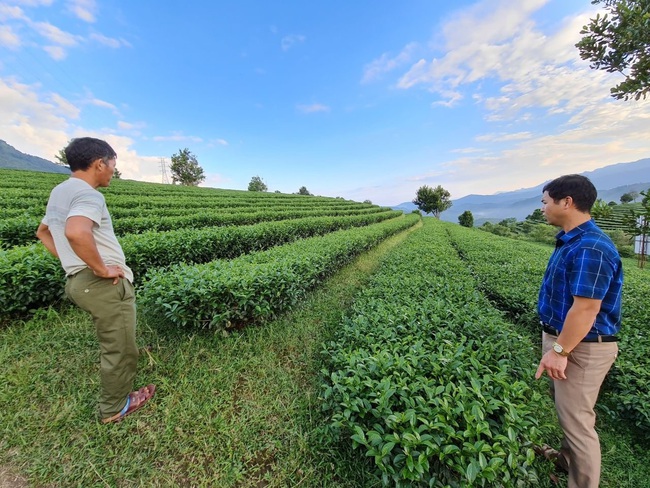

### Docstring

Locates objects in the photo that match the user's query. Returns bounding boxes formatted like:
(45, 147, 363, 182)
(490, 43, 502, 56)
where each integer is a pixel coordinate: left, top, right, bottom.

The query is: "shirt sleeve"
(67, 190, 105, 226)
(569, 247, 614, 300)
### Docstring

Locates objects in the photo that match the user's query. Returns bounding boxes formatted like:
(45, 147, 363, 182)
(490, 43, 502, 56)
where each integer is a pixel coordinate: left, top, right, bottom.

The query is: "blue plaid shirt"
(538, 219, 623, 338)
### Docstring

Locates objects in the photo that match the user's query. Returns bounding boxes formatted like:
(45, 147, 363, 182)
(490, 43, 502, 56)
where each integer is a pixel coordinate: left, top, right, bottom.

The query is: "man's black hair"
(65, 137, 117, 172)
(543, 174, 597, 213)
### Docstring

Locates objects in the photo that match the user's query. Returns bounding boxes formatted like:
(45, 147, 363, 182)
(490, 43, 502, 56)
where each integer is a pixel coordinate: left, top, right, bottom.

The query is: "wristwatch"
(552, 342, 570, 357)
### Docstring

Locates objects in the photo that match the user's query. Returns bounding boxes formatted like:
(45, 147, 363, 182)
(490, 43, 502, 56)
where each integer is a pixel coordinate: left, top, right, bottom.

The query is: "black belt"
(542, 324, 618, 343)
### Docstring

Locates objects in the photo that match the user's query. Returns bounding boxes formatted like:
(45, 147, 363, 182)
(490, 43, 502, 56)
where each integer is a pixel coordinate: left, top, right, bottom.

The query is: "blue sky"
(1, 0, 649, 206)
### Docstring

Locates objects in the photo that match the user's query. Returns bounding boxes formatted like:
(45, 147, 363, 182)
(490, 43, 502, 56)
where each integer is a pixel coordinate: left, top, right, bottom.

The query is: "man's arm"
(65, 216, 124, 284)
(36, 223, 59, 258)
(535, 296, 601, 380)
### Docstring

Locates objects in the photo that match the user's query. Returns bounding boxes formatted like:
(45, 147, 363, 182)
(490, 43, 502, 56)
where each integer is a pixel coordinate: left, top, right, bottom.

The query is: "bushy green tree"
(576, 0, 650, 100)
(620, 191, 640, 203)
(248, 175, 268, 192)
(525, 208, 545, 223)
(412, 185, 452, 218)
(170, 148, 205, 186)
(591, 199, 614, 218)
(458, 210, 474, 228)
(297, 186, 312, 196)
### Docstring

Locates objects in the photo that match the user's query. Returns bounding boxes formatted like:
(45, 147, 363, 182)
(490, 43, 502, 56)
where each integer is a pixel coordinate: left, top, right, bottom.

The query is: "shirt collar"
(556, 219, 596, 244)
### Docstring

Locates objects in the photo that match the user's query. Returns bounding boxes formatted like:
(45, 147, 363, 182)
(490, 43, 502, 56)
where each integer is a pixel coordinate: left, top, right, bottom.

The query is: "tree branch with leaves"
(576, 0, 650, 100)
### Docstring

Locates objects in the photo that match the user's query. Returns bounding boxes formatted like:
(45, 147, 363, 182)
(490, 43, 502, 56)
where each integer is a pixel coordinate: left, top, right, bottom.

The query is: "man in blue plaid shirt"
(534, 174, 623, 488)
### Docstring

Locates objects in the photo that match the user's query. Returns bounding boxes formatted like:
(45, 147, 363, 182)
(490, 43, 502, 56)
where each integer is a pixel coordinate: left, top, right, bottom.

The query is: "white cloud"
(281, 34, 305, 51)
(32, 21, 78, 46)
(66, 0, 96, 23)
(90, 32, 131, 48)
(153, 133, 204, 143)
(0, 25, 21, 48)
(296, 103, 330, 114)
(0, 77, 74, 162)
(361, 42, 419, 84)
(476, 132, 532, 142)
(209, 138, 228, 146)
(87, 97, 120, 115)
(118, 120, 146, 131)
(8, 0, 54, 6)
(0, 76, 163, 183)
(0, 4, 27, 21)
(43, 45, 66, 59)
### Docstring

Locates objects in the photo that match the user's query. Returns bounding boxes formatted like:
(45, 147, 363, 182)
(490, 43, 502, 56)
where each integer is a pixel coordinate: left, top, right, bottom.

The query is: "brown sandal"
(533, 444, 570, 473)
(101, 384, 156, 424)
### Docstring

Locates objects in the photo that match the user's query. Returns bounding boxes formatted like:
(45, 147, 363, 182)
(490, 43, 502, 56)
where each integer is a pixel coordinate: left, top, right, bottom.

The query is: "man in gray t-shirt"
(37, 137, 155, 424)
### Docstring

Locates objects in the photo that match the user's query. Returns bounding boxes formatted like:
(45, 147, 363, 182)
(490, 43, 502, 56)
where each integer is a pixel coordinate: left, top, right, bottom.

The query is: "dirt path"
(0, 466, 28, 488)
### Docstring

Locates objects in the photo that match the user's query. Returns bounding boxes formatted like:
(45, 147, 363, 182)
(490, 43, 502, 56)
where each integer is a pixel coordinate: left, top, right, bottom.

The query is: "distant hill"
(393, 158, 650, 223)
(0, 139, 70, 174)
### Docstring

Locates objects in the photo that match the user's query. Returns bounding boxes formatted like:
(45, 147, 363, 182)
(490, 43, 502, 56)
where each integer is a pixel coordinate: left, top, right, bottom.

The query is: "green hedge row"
(445, 224, 650, 436)
(321, 218, 553, 487)
(0, 206, 391, 249)
(0, 211, 403, 316)
(138, 214, 420, 330)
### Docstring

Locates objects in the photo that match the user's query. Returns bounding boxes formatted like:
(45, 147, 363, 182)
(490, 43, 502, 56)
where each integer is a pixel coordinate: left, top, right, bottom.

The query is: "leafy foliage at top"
(576, 0, 650, 100)
(458, 210, 474, 228)
(412, 185, 452, 218)
(170, 148, 205, 186)
(248, 175, 268, 192)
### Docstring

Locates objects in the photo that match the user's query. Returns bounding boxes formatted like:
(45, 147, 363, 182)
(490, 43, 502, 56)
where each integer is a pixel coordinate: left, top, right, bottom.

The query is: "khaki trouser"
(65, 268, 138, 418)
(542, 332, 618, 488)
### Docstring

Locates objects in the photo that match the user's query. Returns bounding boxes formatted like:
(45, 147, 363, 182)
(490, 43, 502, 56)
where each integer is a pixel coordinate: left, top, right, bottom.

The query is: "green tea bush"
(322, 219, 553, 487)
(139, 214, 419, 330)
(447, 224, 650, 436)
(0, 212, 402, 317)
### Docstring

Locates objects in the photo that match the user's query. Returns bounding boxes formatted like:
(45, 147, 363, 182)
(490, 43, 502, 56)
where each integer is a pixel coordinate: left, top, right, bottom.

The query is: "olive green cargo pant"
(65, 268, 138, 418)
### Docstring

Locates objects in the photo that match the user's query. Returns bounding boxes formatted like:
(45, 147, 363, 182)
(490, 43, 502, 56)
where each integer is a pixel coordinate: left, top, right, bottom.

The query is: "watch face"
(553, 343, 562, 353)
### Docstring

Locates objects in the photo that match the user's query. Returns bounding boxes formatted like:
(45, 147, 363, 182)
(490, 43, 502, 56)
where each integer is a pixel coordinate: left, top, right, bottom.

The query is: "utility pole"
(160, 158, 170, 184)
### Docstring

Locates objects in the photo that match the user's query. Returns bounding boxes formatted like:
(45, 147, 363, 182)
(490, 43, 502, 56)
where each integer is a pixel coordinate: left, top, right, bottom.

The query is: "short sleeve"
(67, 190, 105, 226)
(569, 248, 614, 300)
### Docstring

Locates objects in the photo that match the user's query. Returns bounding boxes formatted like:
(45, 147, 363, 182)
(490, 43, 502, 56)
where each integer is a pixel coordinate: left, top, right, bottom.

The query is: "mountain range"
(0, 139, 69, 174)
(392, 158, 650, 223)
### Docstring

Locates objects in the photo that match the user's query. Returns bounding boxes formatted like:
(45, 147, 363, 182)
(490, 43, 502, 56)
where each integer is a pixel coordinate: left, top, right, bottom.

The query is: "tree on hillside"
(413, 185, 452, 218)
(297, 186, 312, 196)
(591, 199, 614, 219)
(458, 210, 474, 228)
(54, 147, 69, 168)
(576, 0, 650, 100)
(248, 175, 268, 192)
(170, 148, 205, 186)
(620, 191, 640, 203)
(525, 208, 546, 223)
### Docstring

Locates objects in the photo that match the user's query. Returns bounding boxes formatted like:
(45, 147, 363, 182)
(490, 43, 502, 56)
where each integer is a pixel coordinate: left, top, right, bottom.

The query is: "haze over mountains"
(392, 158, 650, 223)
(1, 139, 648, 223)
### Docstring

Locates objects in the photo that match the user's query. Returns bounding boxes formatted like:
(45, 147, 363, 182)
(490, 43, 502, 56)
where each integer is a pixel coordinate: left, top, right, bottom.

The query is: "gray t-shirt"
(42, 177, 134, 282)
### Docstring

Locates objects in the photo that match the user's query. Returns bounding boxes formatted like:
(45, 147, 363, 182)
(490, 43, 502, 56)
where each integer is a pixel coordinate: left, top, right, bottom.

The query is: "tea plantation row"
(0, 211, 405, 315)
(322, 218, 554, 487)
(444, 225, 650, 435)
